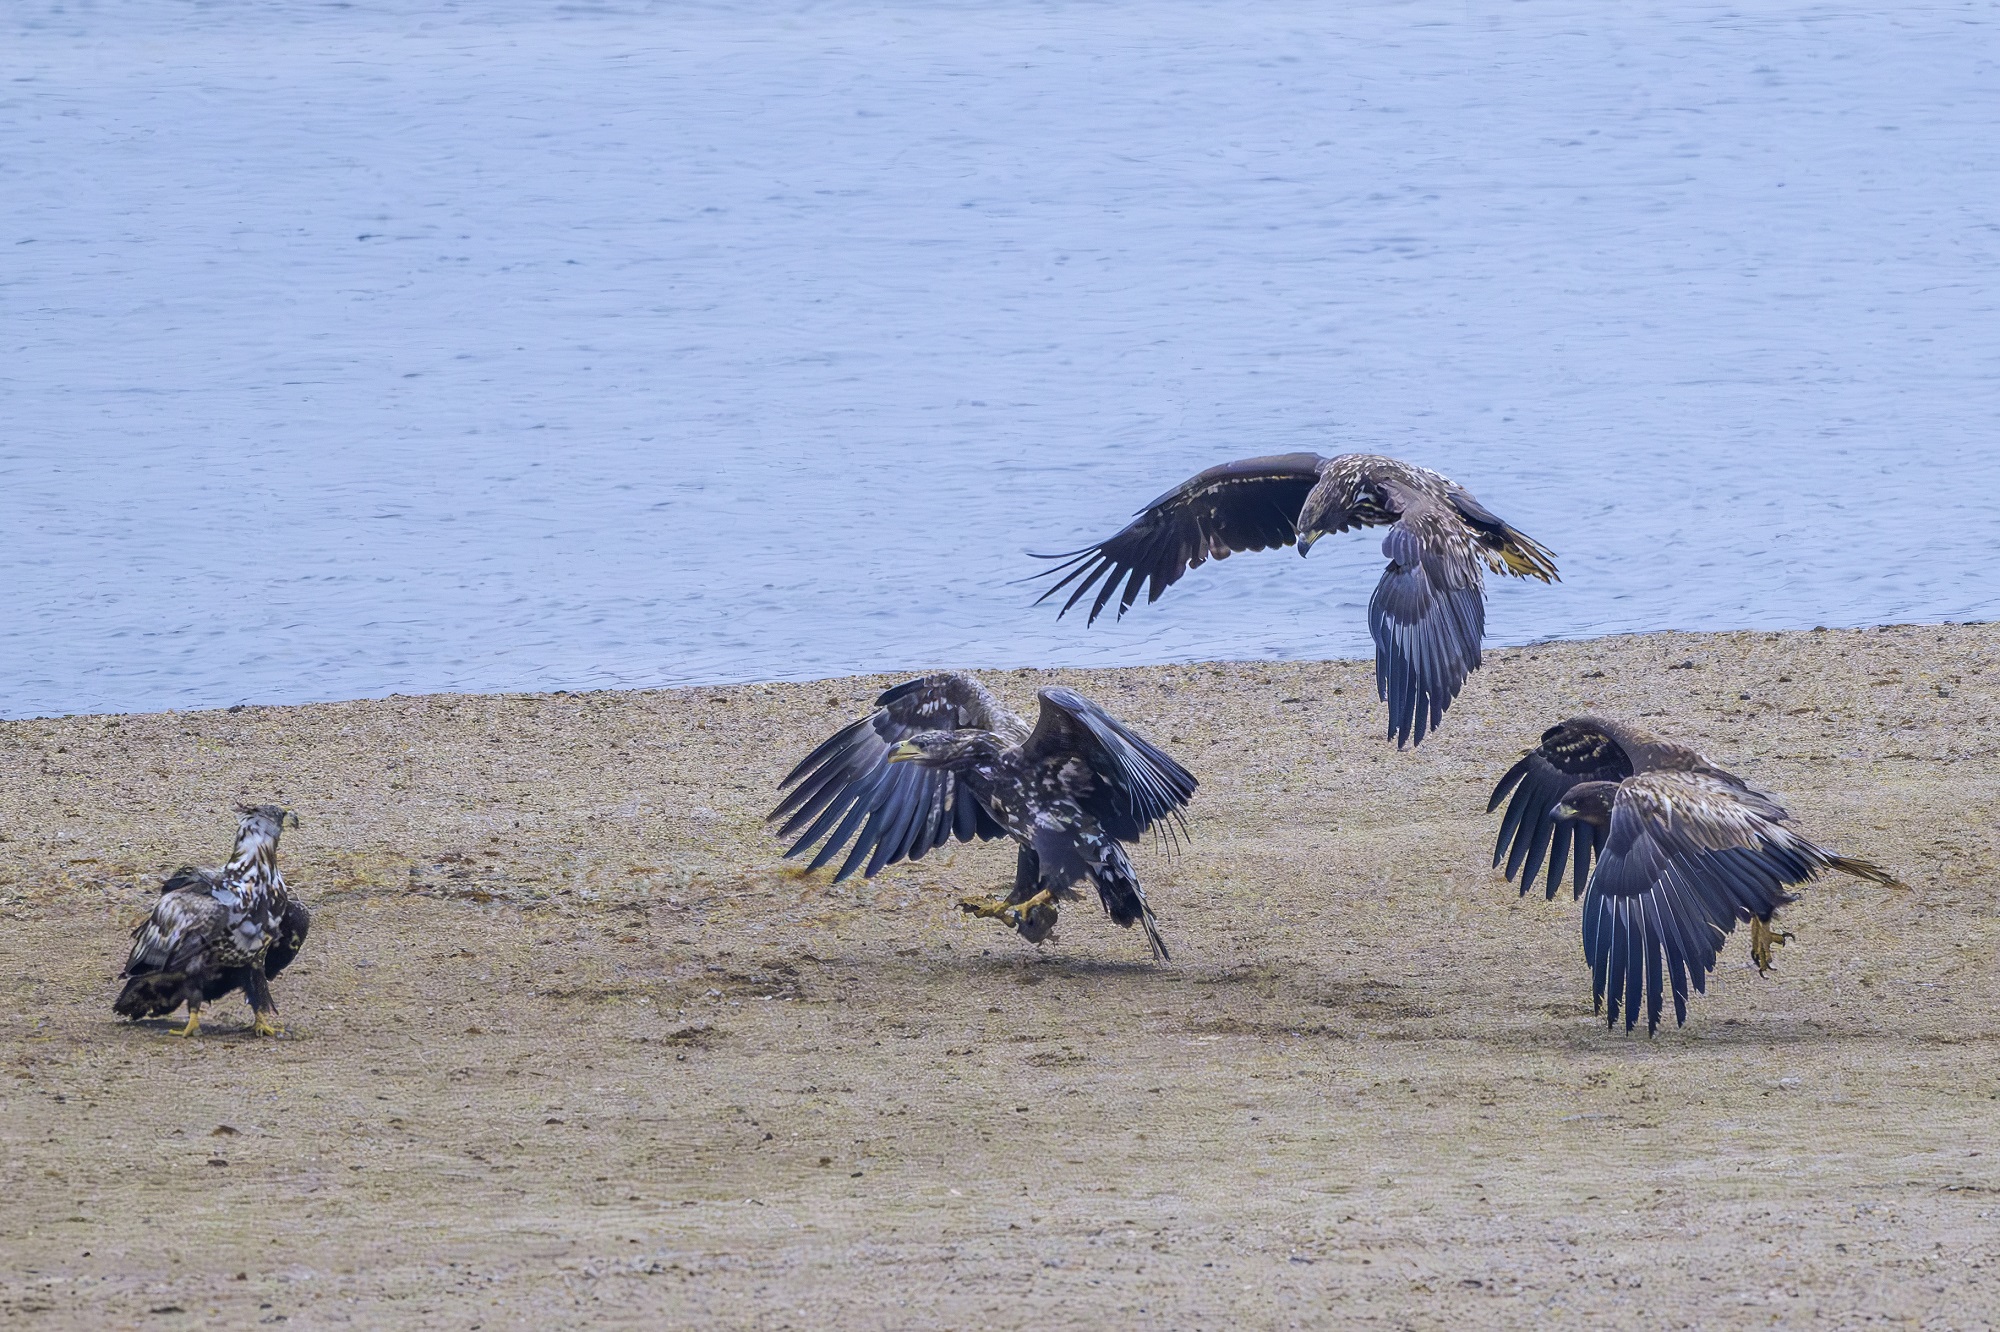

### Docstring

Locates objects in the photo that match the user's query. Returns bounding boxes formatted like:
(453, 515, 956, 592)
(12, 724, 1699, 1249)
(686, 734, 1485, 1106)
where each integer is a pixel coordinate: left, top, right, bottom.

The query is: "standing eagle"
(116, 804, 309, 1037)
(1035, 454, 1558, 746)
(1488, 718, 1902, 1033)
(769, 674, 1195, 960)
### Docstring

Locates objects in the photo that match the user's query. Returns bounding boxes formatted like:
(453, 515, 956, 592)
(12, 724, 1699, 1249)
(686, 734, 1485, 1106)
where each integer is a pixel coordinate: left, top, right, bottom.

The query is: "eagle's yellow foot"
(1750, 917, 1795, 975)
(252, 1013, 284, 1037)
(170, 1008, 201, 1038)
(957, 888, 1055, 928)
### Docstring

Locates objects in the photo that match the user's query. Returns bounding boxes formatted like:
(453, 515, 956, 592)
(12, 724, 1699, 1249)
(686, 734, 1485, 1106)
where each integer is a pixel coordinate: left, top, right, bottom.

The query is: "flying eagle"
(115, 804, 309, 1037)
(1488, 718, 1902, 1033)
(1035, 453, 1558, 747)
(769, 674, 1196, 959)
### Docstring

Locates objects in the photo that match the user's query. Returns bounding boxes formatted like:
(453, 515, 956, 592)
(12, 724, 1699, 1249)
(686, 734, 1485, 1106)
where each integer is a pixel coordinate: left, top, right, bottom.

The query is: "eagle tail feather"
(1828, 854, 1906, 890)
(1087, 847, 1170, 963)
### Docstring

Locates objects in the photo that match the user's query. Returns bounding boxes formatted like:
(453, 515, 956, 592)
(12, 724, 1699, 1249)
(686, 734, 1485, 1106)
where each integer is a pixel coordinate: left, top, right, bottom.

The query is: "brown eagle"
(115, 804, 309, 1037)
(1489, 718, 1902, 1033)
(1035, 453, 1557, 746)
(769, 674, 1195, 959)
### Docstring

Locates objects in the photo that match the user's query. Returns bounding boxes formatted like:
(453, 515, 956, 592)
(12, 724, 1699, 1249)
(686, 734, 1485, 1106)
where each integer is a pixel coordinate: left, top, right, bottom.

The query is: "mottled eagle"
(1489, 718, 1902, 1033)
(769, 674, 1196, 959)
(1035, 453, 1558, 746)
(115, 804, 309, 1037)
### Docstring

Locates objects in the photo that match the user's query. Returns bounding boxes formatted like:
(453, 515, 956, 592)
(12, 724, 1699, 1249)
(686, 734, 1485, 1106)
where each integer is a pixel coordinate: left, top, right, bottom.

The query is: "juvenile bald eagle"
(770, 674, 1195, 960)
(1035, 454, 1557, 747)
(1489, 718, 1902, 1033)
(115, 805, 308, 1037)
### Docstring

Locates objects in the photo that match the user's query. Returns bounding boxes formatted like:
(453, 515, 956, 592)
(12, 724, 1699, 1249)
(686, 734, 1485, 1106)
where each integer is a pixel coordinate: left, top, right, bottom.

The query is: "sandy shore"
(2, 624, 1997, 1328)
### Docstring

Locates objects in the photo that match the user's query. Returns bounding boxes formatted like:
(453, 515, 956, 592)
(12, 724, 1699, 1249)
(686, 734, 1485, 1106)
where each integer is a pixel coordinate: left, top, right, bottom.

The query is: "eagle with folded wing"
(1034, 453, 1557, 747)
(770, 673, 1196, 960)
(115, 804, 309, 1037)
(1489, 718, 1902, 1034)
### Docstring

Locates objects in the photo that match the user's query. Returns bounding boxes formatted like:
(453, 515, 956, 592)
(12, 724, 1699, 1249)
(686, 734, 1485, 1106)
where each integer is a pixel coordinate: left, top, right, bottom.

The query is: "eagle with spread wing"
(1489, 718, 1903, 1033)
(1034, 453, 1558, 747)
(770, 674, 1196, 960)
(115, 804, 309, 1037)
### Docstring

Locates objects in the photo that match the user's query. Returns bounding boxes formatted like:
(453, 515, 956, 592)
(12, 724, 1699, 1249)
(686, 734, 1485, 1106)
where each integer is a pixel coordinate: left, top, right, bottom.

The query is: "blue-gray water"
(5, 0, 1997, 720)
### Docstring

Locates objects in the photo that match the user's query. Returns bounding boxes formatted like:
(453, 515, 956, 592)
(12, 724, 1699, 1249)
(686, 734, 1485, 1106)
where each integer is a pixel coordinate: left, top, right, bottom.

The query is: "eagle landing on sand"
(1034, 453, 1558, 747)
(1489, 717, 1904, 1034)
(116, 804, 309, 1037)
(769, 674, 1195, 960)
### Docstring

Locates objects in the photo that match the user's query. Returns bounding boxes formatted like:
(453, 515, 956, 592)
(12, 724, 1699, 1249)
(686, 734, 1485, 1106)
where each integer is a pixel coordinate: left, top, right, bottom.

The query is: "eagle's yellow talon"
(252, 1013, 283, 1037)
(1749, 917, 1795, 975)
(170, 1008, 201, 1038)
(957, 888, 1054, 927)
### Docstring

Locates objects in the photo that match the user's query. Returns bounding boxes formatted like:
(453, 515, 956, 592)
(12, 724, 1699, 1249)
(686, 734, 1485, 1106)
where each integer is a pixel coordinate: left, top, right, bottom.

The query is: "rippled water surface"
(5, 0, 1997, 718)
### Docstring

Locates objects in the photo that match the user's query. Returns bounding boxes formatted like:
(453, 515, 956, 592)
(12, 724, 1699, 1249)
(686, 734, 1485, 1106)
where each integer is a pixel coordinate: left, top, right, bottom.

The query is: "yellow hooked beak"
(886, 740, 923, 763)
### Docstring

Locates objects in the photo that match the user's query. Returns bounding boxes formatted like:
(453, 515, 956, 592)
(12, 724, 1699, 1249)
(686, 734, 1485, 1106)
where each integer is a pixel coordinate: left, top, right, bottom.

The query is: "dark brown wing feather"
(1367, 503, 1486, 748)
(769, 673, 1019, 882)
(1032, 454, 1324, 624)
(1488, 717, 1636, 899)
(115, 890, 226, 1018)
(1582, 772, 1810, 1035)
(1020, 688, 1196, 845)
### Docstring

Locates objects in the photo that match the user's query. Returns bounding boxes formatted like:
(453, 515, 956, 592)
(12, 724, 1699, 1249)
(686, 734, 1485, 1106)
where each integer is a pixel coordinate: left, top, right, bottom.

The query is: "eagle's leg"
(955, 846, 1060, 943)
(957, 887, 1055, 928)
(246, 971, 284, 1037)
(1749, 916, 1794, 975)
(170, 1004, 202, 1038)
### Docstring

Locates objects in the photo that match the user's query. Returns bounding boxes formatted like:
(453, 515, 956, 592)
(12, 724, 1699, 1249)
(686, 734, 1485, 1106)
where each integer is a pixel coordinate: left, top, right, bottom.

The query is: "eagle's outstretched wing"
(1021, 687, 1197, 845)
(1488, 718, 1636, 900)
(1032, 454, 1325, 624)
(1582, 771, 1896, 1035)
(770, 673, 1019, 881)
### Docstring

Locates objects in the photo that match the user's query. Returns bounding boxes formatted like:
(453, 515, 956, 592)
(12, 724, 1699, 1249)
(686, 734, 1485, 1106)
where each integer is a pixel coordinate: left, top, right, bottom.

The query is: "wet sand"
(2, 624, 1997, 1328)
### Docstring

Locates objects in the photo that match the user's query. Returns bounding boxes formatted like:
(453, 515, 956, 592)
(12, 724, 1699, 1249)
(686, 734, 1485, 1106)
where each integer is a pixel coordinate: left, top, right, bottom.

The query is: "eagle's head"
(885, 731, 1000, 770)
(235, 803, 302, 833)
(1294, 484, 1350, 557)
(1552, 781, 1620, 829)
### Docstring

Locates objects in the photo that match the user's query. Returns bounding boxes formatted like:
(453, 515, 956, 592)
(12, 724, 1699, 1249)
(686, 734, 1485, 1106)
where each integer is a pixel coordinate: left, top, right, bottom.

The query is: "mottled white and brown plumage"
(770, 674, 1195, 960)
(1035, 453, 1557, 746)
(115, 804, 308, 1037)
(1489, 718, 1901, 1034)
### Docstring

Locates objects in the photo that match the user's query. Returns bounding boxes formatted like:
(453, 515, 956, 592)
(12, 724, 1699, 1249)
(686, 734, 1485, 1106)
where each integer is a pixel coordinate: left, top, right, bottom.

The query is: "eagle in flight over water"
(116, 804, 310, 1038)
(769, 674, 1195, 960)
(1034, 453, 1558, 746)
(1489, 717, 1903, 1034)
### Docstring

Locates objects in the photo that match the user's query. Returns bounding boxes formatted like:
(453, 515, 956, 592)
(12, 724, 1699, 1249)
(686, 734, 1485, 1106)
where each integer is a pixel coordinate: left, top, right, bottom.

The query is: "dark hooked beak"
(284, 810, 302, 830)
(1296, 532, 1317, 557)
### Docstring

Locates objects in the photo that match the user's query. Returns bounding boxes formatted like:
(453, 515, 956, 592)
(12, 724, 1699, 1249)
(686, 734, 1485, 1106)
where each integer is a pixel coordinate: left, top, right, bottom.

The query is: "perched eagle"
(115, 804, 309, 1037)
(1035, 453, 1558, 746)
(1489, 718, 1902, 1034)
(769, 674, 1196, 960)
